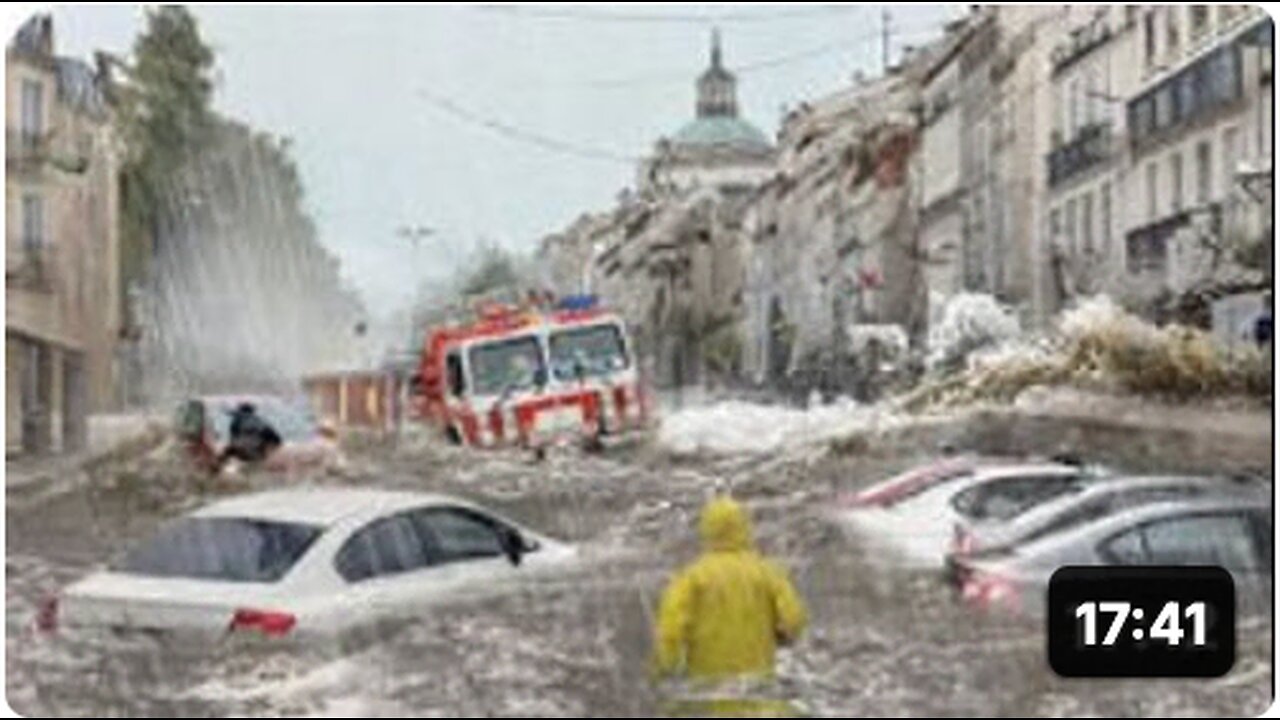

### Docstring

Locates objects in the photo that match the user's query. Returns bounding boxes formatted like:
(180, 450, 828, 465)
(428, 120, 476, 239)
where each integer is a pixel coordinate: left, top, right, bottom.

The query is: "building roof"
(671, 114, 771, 151)
(10, 14, 52, 58)
(55, 57, 107, 118)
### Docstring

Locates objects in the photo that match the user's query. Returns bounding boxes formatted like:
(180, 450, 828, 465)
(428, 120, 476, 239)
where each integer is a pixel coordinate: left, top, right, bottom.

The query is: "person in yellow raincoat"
(652, 495, 808, 682)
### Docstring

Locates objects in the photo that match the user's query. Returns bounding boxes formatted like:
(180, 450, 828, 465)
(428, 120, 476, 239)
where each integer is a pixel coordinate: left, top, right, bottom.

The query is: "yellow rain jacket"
(653, 497, 808, 681)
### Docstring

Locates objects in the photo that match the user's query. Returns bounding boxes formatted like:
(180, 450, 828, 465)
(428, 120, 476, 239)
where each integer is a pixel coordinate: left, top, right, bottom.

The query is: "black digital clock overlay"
(1047, 566, 1235, 678)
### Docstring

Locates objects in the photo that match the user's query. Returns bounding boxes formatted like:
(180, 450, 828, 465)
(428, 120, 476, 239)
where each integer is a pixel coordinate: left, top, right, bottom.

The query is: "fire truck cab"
(414, 295, 652, 452)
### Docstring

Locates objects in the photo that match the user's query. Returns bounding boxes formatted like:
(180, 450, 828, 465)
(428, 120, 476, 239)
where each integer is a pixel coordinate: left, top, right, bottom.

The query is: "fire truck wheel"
(583, 434, 605, 454)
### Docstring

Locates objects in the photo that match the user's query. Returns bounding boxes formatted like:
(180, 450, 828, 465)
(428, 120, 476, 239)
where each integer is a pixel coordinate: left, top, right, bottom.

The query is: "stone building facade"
(6, 15, 121, 455)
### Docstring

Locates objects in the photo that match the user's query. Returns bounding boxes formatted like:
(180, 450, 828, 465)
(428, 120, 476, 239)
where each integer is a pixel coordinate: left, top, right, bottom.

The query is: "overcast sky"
(45, 4, 961, 318)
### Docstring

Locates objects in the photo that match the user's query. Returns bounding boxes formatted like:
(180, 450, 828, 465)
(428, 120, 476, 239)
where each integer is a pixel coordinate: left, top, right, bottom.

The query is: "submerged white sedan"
(44, 489, 577, 639)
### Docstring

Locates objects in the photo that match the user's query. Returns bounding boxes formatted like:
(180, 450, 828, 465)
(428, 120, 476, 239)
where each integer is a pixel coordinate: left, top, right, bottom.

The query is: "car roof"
(191, 488, 465, 527)
(968, 462, 1084, 481)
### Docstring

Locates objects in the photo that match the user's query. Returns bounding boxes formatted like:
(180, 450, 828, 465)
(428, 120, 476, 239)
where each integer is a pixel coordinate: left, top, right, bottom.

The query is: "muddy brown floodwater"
(6, 435, 1273, 717)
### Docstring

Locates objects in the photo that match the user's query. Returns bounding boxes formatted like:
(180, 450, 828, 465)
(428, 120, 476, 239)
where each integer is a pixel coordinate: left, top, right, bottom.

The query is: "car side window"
(1101, 526, 1148, 564)
(1140, 513, 1260, 572)
(335, 513, 432, 582)
(412, 507, 507, 564)
(1247, 509, 1273, 568)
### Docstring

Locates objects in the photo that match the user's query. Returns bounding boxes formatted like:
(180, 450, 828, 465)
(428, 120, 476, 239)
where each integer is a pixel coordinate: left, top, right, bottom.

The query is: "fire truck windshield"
(549, 323, 628, 381)
(468, 335, 546, 396)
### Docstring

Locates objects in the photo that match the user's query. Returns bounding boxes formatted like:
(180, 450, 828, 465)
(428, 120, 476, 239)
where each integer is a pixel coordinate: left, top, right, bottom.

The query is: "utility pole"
(881, 9, 892, 73)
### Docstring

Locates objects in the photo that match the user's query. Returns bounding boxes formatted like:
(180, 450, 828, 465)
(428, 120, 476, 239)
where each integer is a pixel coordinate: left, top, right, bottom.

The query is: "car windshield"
(468, 335, 545, 396)
(548, 323, 627, 381)
(209, 399, 318, 443)
(116, 517, 323, 582)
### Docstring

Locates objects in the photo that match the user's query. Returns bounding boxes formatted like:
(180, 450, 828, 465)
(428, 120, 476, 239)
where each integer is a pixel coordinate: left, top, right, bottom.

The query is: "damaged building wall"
(538, 187, 751, 389)
(739, 56, 936, 394)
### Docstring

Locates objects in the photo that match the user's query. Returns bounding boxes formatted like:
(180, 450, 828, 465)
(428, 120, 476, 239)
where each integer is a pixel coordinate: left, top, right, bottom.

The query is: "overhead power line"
(415, 88, 641, 164)
(472, 4, 868, 24)
(529, 21, 951, 90)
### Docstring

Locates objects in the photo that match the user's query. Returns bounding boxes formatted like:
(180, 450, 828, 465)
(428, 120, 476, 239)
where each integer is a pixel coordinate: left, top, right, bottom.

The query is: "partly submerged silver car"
(947, 474, 1268, 566)
(952, 494, 1272, 618)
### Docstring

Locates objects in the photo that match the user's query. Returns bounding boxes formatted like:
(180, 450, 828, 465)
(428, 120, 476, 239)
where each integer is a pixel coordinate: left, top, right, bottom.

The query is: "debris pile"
(905, 295, 1271, 411)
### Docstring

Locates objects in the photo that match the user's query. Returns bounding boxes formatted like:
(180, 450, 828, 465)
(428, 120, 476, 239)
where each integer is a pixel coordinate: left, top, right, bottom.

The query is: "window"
(1049, 208, 1061, 239)
(118, 518, 322, 583)
(1189, 6, 1210, 40)
(1081, 194, 1095, 254)
(1222, 126, 1239, 194)
(1154, 85, 1174, 129)
(1169, 152, 1184, 212)
(412, 507, 507, 563)
(1207, 45, 1241, 105)
(21, 194, 44, 252)
(1130, 96, 1154, 141)
(445, 351, 465, 396)
(1165, 7, 1180, 57)
(1085, 69, 1100, 127)
(468, 335, 545, 397)
(335, 513, 432, 582)
(1126, 231, 1170, 274)
(1065, 198, 1078, 251)
(19, 79, 43, 141)
(1141, 513, 1261, 571)
(1099, 182, 1112, 257)
(1069, 80, 1081, 137)
(1145, 163, 1159, 221)
(1144, 11, 1156, 67)
(549, 323, 628, 381)
(1195, 140, 1213, 204)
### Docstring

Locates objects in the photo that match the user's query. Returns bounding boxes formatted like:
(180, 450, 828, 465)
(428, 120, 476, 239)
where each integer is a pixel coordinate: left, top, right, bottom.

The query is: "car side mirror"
(498, 526, 526, 567)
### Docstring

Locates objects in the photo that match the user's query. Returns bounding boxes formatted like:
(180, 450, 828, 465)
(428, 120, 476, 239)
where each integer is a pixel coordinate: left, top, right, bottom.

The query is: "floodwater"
(6, 433, 1272, 717)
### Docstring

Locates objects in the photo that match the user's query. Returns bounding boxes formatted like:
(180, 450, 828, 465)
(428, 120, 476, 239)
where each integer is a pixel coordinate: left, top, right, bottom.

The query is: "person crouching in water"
(651, 495, 808, 717)
(216, 402, 283, 474)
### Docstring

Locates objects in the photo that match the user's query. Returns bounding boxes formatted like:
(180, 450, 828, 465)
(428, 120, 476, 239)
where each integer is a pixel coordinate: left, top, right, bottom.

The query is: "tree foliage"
(461, 245, 523, 298)
(117, 6, 216, 317)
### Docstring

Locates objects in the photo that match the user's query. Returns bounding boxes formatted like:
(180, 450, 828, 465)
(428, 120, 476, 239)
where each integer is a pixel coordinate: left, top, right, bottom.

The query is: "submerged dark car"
(176, 395, 343, 475)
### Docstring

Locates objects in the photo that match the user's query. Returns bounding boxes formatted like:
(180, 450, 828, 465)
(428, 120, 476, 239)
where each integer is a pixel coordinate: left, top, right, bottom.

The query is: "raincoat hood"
(699, 497, 754, 552)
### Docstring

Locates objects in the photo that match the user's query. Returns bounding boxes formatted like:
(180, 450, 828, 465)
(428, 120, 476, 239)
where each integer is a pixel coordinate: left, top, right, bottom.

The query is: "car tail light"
(842, 485, 902, 508)
(228, 608, 296, 637)
(35, 595, 58, 633)
(960, 570, 1020, 613)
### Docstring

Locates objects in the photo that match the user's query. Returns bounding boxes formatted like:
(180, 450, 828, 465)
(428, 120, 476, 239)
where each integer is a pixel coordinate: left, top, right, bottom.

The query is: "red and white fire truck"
(412, 295, 654, 453)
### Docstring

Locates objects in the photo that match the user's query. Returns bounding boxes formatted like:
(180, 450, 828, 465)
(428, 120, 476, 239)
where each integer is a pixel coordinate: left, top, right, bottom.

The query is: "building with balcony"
(1118, 6, 1272, 321)
(953, 5, 1057, 325)
(1041, 6, 1140, 316)
(6, 15, 121, 455)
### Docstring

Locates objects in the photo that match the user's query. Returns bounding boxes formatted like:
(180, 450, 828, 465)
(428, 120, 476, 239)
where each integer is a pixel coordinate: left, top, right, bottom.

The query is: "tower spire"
(696, 27, 737, 118)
